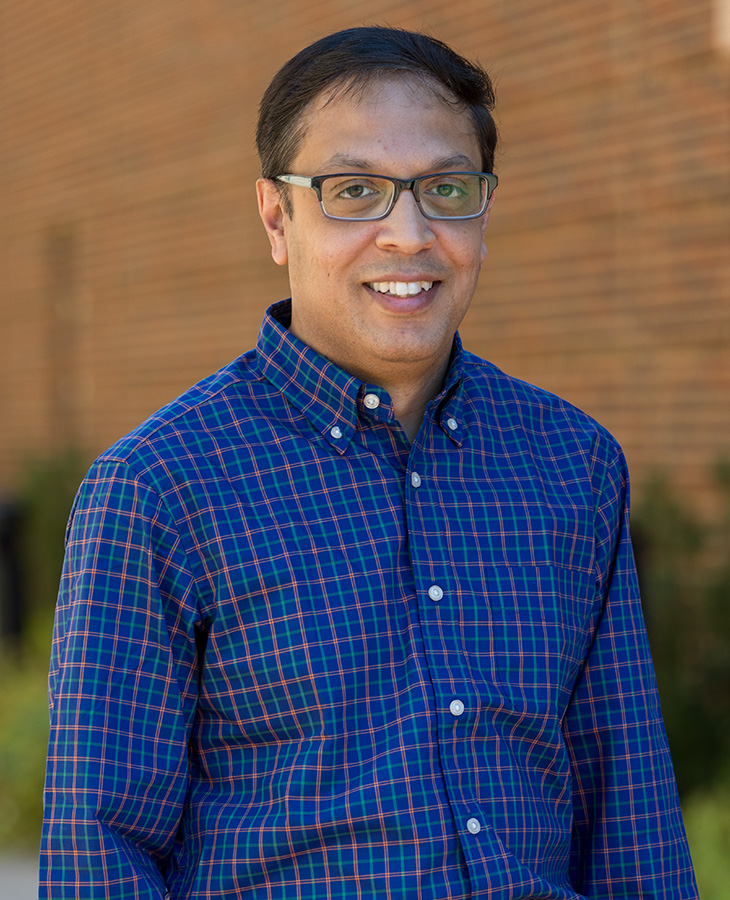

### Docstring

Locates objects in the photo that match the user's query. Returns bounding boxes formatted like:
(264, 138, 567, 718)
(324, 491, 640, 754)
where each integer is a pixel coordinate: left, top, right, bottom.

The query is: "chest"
(177, 428, 599, 742)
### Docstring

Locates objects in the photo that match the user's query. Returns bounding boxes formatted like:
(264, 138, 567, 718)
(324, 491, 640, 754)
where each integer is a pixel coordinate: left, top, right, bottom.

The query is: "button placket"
(404, 427, 484, 850)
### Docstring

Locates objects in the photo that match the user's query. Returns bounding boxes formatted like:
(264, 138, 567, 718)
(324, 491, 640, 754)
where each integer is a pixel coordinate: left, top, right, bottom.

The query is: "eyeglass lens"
(319, 173, 488, 219)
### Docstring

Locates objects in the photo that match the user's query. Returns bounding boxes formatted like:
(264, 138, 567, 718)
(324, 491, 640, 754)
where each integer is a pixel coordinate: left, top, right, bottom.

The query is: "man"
(41, 26, 698, 899)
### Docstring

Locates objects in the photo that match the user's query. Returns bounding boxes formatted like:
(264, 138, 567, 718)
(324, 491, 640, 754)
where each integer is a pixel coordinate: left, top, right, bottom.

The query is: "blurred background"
(0, 0, 728, 892)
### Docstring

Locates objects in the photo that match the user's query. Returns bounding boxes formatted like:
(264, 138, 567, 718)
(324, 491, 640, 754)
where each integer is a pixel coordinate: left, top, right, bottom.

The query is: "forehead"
(291, 74, 481, 173)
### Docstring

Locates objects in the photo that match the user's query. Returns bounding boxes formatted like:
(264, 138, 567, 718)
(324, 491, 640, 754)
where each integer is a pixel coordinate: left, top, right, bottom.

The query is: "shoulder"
(92, 349, 266, 480)
(462, 351, 618, 442)
(459, 350, 626, 475)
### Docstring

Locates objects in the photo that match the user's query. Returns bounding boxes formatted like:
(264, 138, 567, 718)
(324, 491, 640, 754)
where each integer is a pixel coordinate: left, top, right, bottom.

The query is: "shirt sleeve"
(40, 457, 204, 899)
(564, 444, 699, 898)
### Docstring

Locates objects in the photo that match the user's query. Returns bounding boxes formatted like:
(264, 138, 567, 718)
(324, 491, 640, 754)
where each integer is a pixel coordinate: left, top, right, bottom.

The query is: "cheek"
(288, 232, 331, 287)
(312, 236, 363, 282)
(439, 224, 483, 265)
(462, 232, 487, 272)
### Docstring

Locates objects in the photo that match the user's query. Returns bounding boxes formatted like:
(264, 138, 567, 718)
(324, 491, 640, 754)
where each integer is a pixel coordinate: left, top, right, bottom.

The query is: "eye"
(334, 181, 379, 200)
(425, 179, 467, 198)
(419, 174, 482, 216)
(320, 176, 388, 217)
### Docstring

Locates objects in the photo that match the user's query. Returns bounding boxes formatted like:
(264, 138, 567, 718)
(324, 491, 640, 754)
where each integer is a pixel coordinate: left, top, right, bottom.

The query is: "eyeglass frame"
(274, 171, 498, 222)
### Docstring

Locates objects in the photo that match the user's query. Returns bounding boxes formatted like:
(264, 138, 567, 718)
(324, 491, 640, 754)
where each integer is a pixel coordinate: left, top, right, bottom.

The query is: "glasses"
(275, 171, 498, 221)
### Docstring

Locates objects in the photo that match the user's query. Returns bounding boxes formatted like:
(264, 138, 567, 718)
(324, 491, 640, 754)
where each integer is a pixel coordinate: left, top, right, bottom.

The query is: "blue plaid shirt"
(41, 300, 697, 898)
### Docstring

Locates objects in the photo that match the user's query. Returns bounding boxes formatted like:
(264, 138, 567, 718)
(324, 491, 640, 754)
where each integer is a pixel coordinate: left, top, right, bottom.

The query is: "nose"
(373, 189, 436, 254)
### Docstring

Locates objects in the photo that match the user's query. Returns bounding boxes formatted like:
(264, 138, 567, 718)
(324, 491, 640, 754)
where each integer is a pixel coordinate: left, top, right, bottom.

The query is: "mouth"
(365, 280, 435, 297)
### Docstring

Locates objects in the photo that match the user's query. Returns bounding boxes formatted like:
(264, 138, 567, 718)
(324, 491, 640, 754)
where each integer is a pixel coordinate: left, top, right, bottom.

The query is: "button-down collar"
(256, 299, 466, 450)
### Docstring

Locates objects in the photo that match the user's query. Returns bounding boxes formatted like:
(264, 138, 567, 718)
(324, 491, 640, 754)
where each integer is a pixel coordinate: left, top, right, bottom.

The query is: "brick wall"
(1, 0, 729, 508)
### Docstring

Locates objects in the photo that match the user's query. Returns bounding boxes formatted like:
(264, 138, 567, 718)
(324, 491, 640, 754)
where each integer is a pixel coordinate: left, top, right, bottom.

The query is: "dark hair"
(256, 26, 498, 182)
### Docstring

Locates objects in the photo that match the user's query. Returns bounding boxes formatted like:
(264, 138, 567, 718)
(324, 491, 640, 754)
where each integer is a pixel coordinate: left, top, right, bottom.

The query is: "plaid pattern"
(41, 300, 698, 898)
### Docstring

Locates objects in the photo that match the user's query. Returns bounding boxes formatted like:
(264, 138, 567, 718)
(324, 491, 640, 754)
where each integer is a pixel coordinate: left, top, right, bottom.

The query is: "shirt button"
(330, 426, 343, 439)
(428, 584, 444, 602)
(449, 699, 465, 717)
(466, 818, 482, 835)
(447, 417, 458, 431)
(410, 471, 422, 488)
(364, 393, 380, 410)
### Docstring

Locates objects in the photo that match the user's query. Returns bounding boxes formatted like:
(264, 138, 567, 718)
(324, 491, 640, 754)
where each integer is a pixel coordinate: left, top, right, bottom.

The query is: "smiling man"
(257, 74, 492, 440)
(41, 26, 698, 900)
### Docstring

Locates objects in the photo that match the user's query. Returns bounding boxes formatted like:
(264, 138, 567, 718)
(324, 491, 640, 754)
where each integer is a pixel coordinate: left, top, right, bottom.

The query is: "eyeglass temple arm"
(276, 175, 314, 188)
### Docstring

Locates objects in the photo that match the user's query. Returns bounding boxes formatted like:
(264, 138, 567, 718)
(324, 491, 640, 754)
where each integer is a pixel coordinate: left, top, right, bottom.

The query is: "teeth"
(368, 281, 434, 296)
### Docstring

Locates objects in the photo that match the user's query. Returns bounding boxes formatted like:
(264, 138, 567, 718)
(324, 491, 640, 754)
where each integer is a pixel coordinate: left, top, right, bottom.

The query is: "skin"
(257, 75, 495, 441)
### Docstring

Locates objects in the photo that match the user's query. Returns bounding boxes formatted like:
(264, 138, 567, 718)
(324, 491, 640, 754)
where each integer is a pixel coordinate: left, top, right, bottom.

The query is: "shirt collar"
(256, 299, 466, 451)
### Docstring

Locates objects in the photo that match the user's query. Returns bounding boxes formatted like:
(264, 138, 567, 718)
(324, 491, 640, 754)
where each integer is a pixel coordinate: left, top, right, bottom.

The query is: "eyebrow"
(316, 153, 480, 173)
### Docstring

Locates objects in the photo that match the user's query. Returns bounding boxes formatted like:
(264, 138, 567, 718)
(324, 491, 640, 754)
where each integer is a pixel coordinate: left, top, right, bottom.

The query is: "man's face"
(257, 75, 494, 385)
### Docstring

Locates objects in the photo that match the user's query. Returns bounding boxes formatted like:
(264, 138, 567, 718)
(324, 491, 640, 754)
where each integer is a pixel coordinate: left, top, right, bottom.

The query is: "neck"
(377, 358, 450, 443)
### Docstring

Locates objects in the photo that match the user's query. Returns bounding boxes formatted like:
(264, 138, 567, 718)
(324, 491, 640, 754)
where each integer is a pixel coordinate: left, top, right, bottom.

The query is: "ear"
(479, 190, 496, 263)
(256, 178, 289, 266)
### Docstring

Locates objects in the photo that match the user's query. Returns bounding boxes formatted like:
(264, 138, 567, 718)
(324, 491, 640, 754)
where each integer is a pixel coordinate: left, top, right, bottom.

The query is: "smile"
(366, 281, 435, 297)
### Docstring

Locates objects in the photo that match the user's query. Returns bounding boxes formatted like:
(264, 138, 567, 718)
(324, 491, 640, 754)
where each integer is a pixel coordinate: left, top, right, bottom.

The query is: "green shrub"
(632, 461, 730, 796)
(16, 449, 88, 651)
(683, 772, 730, 899)
(0, 653, 49, 852)
(0, 449, 89, 852)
